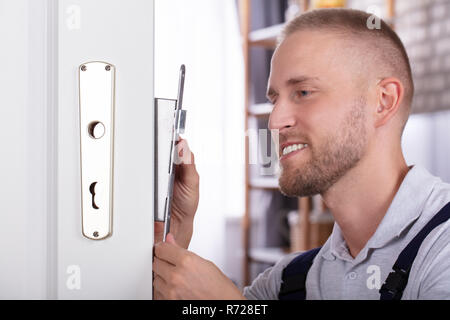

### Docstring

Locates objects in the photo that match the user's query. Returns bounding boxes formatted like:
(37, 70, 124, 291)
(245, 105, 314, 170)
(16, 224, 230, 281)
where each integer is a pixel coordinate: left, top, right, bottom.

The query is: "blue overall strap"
(278, 247, 322, 300)
(380, 202, 450, 300)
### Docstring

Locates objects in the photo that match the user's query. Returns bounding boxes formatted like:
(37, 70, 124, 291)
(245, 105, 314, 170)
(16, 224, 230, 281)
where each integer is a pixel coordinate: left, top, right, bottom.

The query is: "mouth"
(279, 142, 309, 162)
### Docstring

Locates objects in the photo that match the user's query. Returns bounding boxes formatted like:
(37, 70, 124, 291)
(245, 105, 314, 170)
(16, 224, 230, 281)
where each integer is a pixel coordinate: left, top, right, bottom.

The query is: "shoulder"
(407, 181, 450, 299)
(424, 179, 450, 215)
(418, 179, 450, 261)
(242, 252, 302, 300)
(415, 176, 450, 248)
(411, 232, 450, 299)
(243, 246, 327, 300)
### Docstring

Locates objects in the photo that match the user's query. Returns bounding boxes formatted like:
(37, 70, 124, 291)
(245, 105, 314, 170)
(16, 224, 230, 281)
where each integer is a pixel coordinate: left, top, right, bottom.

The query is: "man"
(153, 8, 450, 299)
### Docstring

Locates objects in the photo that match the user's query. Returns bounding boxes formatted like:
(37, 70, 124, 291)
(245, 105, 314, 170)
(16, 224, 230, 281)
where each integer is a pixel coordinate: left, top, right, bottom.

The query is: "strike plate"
(154, 99, 187, 222)
(79, 61, 115, 240)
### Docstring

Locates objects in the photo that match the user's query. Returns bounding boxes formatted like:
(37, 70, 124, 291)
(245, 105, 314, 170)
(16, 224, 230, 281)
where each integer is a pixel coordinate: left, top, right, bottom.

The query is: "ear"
(374, 77, 404, 128)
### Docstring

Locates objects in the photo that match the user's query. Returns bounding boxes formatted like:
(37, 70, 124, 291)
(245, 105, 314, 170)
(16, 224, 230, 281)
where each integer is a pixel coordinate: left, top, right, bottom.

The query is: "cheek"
(302, 99, 345, 143)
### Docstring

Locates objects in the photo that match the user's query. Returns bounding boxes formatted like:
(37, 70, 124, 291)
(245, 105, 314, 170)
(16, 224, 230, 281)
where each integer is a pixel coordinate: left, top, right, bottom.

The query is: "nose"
(268, 101, 297, 132)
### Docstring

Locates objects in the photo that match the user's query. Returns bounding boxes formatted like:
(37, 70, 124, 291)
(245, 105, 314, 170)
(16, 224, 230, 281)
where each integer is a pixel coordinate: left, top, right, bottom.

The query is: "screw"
(105, 65, 111, 71)
(81, 65, 87, 71)
(93, 231, 99, 238)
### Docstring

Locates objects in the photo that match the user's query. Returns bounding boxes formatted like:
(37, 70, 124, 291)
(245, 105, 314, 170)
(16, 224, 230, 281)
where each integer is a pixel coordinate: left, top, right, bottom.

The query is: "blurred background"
(155, 0, 450, 290)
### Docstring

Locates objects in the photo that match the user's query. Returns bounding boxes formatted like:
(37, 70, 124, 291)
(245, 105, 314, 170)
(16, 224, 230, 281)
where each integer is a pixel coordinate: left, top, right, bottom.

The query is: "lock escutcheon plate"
(79, 61, 115, 240)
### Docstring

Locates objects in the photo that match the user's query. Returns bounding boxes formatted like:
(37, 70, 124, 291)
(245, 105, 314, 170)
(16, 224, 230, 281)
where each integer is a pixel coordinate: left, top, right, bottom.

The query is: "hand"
(154, 138, 199, 249)
(153, 233, 246, 300)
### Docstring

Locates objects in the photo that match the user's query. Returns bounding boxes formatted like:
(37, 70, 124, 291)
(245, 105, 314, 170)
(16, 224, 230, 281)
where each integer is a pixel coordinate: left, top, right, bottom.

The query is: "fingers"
(153, 275, 168, 300)
(154, 221, 164, 233)
(174, 138, 199, 185)
(165, 233, 179, 247)
(153, 245, 176, 300)
(174, 138, 195, 166)
(154, 221, 164, 243)
(153, 257, 175, 283)
(175, 137, 191, 160)
(154, 238, 186, 265)
(153, 289, 165, 300)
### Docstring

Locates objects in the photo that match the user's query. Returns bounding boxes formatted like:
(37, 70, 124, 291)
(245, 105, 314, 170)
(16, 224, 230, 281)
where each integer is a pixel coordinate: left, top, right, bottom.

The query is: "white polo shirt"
(243, 165, 450, 300)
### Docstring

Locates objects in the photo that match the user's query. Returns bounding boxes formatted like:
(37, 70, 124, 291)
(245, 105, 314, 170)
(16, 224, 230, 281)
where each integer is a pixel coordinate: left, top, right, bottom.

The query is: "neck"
(321, 143, 410, 259)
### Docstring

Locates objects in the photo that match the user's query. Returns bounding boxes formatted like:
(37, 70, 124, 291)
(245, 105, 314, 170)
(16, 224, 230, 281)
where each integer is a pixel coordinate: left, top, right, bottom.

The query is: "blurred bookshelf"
(248, 23, 284, 48)
(249, 247, 289, 265)
(238, 0, 333, 287)
(248, 103, 274, 117)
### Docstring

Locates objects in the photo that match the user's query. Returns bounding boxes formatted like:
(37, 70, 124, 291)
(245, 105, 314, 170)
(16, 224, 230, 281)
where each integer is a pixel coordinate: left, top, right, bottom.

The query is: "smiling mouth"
(279, 143, 309, 162)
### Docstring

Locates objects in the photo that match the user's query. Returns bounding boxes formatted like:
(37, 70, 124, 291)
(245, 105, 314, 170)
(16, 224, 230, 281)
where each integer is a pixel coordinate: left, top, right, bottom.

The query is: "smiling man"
(153, 8, 450, 300)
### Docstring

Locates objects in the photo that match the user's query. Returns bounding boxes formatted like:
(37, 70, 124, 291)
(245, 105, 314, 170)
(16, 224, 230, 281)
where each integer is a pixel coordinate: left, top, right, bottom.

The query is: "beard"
(278, 98, 368, 197)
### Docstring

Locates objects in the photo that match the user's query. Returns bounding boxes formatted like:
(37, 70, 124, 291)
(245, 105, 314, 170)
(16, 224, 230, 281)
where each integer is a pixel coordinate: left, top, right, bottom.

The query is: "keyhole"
(89, 182, 99, 210)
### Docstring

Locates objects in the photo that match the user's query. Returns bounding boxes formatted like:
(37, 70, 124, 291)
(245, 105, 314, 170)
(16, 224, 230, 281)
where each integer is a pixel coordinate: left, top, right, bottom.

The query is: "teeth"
(282, 144, 308, 156)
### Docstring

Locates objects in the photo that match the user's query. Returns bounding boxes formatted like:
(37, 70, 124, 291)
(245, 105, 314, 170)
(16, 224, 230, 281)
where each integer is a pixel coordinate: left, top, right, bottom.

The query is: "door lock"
(79, 61, 115, 240)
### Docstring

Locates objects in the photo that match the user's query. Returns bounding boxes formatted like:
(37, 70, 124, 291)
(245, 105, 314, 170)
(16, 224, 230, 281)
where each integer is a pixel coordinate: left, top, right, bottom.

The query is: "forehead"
(269, 30, 358, 87)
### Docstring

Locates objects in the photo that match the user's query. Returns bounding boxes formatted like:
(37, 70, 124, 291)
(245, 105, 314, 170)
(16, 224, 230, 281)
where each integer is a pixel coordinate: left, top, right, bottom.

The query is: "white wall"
(403, 110, 450, 183)
(154, 0, 245, 271)
(0, 0, 49, 299)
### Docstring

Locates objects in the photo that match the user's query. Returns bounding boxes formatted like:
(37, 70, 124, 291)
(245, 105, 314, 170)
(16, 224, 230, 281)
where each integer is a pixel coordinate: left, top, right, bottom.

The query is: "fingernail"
(166, 233, 175, 243)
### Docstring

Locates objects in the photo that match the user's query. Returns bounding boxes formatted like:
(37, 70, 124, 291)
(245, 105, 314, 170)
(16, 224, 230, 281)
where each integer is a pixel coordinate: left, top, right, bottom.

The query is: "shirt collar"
(322, 165, 440, 261)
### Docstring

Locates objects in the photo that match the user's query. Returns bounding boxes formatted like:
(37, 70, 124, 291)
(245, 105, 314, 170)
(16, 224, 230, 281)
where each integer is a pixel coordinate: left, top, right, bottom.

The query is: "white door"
(0, 0, 155, 299)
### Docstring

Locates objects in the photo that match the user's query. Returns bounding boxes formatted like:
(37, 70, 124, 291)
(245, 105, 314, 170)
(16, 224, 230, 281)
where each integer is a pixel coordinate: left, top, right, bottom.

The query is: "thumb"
(166, 233, 180, 247)
(174, 138, 199, 186)
(174, 138, 195, 166)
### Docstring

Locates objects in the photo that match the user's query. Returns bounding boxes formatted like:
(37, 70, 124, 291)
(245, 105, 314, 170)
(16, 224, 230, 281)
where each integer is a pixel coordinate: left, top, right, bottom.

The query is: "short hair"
(279, 8, 414, 134)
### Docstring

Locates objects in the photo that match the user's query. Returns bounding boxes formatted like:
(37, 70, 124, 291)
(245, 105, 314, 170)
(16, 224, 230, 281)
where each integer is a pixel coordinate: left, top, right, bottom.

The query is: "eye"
(298, 90, 310, 97)
(291, 90, 312, 102)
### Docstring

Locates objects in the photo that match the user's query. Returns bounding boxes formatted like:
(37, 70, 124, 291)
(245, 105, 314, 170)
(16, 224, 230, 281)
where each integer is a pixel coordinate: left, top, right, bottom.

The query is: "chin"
(278, 166, 322, 198)
(278, 170, 301, 197)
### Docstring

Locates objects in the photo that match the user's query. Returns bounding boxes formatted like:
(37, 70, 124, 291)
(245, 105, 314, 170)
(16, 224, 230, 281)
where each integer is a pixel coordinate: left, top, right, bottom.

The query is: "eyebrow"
(286, 76, 319, 86)
(266, 76, 320, 100)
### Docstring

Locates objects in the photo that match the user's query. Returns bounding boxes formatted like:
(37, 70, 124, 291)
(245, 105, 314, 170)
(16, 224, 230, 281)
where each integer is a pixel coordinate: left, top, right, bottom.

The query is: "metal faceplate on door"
(79, 61, 115, 240)
(154, 99, 187, 223)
